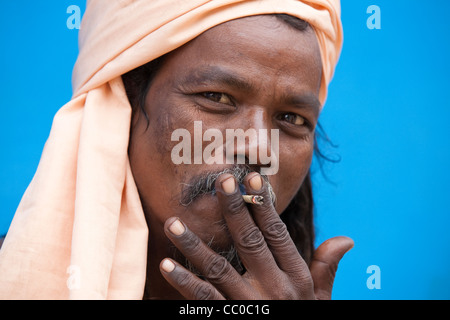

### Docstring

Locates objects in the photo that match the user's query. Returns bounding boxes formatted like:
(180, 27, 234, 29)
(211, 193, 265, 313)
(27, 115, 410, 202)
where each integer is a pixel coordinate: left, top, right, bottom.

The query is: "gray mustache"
(180, 165, 276, 207)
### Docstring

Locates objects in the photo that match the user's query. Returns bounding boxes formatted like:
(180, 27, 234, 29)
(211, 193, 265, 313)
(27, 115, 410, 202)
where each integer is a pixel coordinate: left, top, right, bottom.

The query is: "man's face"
(128, 15, 322, 251)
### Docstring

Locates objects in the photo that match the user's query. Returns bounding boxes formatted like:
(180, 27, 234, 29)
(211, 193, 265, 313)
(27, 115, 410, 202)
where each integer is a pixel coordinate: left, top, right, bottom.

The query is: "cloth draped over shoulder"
(0, 0, 343, 299)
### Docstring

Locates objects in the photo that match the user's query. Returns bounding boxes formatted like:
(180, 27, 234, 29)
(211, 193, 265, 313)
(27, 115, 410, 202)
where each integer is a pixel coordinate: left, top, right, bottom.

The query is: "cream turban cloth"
(0, 0, 343, 299)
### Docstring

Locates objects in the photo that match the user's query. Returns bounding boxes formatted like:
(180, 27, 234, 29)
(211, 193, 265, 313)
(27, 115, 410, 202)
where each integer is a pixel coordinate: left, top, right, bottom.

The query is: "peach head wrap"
(0, 0, 343, 299)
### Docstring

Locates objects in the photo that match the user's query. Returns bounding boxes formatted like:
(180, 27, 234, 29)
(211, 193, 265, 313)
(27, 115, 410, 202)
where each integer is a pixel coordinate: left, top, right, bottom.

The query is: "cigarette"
(242, 195, 264, 205)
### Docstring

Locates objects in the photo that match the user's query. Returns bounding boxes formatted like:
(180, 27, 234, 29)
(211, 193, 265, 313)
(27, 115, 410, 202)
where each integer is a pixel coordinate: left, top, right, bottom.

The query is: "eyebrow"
(283, 91, 322, 116)
(181, 66, 253, 92)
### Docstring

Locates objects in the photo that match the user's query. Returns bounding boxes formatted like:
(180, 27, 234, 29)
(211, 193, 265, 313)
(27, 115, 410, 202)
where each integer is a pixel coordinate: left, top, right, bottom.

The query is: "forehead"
(161, 15, 322, 99)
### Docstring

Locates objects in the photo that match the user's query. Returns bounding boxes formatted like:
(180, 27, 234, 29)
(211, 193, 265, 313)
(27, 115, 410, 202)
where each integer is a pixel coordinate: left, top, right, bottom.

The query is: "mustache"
(179, 164, 276, 207)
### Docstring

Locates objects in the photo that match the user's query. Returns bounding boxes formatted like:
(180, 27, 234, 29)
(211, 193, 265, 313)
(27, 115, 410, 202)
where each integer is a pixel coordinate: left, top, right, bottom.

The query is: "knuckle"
(226, 194, 246, 214)
(239, 226, 266, 253)
(192, 283, 217, 300)
(265, 221, 290, 245)
(264, 275, 299, 300)
(205, 255, 230, 283)
(173, 271, 192, 288)
(180, 231, 201, 252)
(273, 285, 297, 300)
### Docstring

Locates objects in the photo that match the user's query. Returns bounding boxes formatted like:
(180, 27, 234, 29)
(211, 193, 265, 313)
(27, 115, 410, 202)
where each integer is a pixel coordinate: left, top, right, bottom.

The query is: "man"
(0, 0, 353, 299)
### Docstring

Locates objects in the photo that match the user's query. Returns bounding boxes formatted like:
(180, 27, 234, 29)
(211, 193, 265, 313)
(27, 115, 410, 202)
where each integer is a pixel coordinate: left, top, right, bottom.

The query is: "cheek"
(128, 88, 207, 226)
(128, 102, 185, 226)
(272, 139, 314, 213)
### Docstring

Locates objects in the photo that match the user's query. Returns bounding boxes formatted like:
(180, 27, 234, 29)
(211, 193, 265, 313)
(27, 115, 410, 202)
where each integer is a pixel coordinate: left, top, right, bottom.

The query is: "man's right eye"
(278, 112, 306, 126)
(201, 92, 234, 106)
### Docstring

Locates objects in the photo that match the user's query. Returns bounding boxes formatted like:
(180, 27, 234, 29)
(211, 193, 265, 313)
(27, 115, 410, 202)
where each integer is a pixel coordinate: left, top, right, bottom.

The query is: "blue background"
(0, 1, 449, 299)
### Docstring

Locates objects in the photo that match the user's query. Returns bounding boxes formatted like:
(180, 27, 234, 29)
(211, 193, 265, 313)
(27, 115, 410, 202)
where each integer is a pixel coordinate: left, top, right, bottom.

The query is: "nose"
(224, 108, 278, 171)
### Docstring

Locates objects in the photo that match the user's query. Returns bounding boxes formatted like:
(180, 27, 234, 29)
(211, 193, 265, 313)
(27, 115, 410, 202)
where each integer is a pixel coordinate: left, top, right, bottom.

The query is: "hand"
(159, 172, 354, 300)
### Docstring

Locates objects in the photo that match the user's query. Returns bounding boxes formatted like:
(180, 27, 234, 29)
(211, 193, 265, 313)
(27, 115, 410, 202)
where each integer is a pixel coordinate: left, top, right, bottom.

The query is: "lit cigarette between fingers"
(242, 195, 264, 205)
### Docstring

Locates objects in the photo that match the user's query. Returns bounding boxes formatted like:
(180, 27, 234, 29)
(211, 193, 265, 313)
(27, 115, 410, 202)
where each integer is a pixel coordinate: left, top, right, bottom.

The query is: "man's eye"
(279, 113, 305, 126)
(201, 92, 234, 106)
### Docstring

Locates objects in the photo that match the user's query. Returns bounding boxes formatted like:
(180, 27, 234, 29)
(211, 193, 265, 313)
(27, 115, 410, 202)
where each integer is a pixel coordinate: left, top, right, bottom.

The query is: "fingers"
(162, 171, 323, 300)
(310, 236, 354, 300)
(162, 217, 248, 299)
(214, 174, 278, 276)
(217, 172, 309, 278)
(240, 172, 308, 276)
(159, 258, 225, 300)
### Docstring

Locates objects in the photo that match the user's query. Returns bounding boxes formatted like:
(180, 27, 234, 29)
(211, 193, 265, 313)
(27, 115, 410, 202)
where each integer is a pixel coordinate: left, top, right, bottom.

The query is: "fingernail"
(249, 174, 262, 191)
(221, 176, 236, 194)
(161, 259, 175, 273)
(169, 219, 185, 236)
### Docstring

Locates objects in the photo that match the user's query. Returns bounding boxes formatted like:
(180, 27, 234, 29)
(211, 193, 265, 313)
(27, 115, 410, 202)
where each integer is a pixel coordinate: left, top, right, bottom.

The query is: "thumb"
(310, 236, 354, 300)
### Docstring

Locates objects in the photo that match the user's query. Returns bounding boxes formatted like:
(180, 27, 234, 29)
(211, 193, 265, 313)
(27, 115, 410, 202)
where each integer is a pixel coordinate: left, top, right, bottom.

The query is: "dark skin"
(128, 15, 353, 300)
